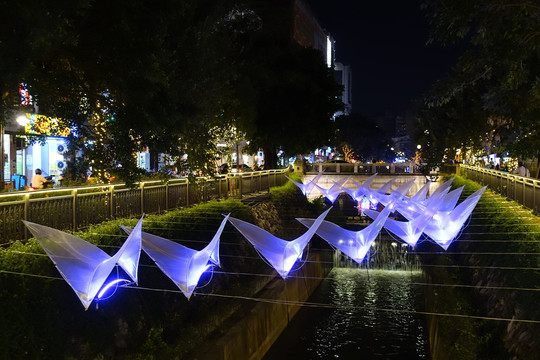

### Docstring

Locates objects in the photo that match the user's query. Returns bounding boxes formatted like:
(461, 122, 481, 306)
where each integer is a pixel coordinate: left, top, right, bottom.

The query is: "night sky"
(307, 0, 462, 116)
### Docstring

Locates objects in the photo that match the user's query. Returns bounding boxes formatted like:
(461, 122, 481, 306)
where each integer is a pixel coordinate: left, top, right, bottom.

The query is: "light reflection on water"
(263, 268, 429, 360)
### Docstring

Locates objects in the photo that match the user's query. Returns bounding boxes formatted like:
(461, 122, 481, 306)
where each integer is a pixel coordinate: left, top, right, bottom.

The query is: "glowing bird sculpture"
(340, 174, 378, 202)
(370, 178, 416, 210)
(364, 190, 447, 247)
(285, 172, 322, 197)
(120, 214, 229, 299)
(297, 205, 392, 264)
(314, 176, 351, 203)
(227, 208, 332, 278)
(423, 186, 486, 250)
(22, 216, 144, 310)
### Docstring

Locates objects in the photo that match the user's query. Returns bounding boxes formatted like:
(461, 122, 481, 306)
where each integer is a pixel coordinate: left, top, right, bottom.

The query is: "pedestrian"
(31, 169, 51, 189)
(511, 160, 530, 177)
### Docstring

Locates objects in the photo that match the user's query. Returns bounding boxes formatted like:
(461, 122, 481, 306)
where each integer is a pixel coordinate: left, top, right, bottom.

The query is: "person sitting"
(511, 160, 530, 177)
(31, 169, 51, 189)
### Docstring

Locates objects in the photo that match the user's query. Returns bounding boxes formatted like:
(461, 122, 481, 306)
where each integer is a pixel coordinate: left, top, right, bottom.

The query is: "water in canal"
(263, 268, 430, 359)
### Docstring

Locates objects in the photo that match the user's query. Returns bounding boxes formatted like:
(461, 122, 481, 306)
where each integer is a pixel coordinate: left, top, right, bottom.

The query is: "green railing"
(0, 169, 287, 243)
(459, 164, 540, 212)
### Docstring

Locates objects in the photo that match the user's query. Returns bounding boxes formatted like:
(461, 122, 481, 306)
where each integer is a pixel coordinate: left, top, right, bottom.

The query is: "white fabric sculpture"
(285, 173, 322, 197)
(370, 178, 416, 209)
(340, 174, 378, 202)
(296, 205, 392, 264)
(22, 216, 144, 310)
(314, 176, 351, 203)
(364, 189, 449, 247)
(227, 207, 332, 278)
(423, 186, 486, 250)
(361, 177, 398, 206)
(120, 214, 229, 299)
(397, 178, 453, 217)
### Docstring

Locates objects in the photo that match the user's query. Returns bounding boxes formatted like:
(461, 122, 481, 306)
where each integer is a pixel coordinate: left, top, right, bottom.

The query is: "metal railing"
(305, 162, 421, 174)
(459, 164, 539, 212)
(0, 170, 287, 243)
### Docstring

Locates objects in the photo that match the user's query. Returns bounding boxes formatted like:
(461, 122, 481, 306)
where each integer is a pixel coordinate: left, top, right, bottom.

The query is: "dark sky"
(307, 0, 462, 116)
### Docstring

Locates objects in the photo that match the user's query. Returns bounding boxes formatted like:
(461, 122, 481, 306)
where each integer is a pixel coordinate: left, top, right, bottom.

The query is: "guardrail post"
(72, 189, 78, 231)
(165, 182, 169, 211)
(24, 193, 30, 239)
(109, 185, 115, 219)
(186, 180, 189, 207)
(239, 175, 243, 199)
(140, 182, 145, 215)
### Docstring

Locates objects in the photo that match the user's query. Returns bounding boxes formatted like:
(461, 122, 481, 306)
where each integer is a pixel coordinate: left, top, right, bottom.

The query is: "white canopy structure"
(364, 190, 448, 247)
(314, 176, 351, 203)
(120, 215, 229, 299)
(423, 186, 487, 250)
(370, 178, 416, 210)
(227, 208, 332, 278)
(285, 172, 322, 197)
(361, 177, 398, 206)
(340, 174, 378, 202)
(365, 182, 485, 249)
(296, 205, 392, 264)
(22, 216, 144, 310)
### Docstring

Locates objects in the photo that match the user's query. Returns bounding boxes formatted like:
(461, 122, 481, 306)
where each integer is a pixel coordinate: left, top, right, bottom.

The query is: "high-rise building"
(334, 62, 352, 115)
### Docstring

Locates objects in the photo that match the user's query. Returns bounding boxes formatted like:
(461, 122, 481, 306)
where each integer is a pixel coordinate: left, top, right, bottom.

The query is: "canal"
(263, 268, 430, 359)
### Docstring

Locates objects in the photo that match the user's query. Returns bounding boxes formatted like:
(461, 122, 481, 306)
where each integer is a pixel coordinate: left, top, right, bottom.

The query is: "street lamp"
(417, 144, 422, 150)
(16, 115, 30, 127)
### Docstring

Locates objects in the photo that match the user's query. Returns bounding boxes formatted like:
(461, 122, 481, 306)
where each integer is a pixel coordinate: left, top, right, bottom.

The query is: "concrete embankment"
(193, 252, 333, 360)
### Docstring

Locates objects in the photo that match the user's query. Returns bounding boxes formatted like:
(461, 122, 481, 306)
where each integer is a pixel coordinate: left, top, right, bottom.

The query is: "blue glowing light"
(97, 279, 130, 299)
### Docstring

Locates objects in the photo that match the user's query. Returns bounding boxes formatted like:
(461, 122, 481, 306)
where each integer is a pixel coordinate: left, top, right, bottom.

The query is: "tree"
(227, 1, 344, 169)
(1, 0, 242, 184)
(420, 0, 540, 173)
(333, 113, 392, 162)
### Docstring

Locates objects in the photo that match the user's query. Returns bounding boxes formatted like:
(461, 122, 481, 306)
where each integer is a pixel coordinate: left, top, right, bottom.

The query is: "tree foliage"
(333, 113, 392, 162)
(1, 0, 342, 181)
(419, 0, 540, 167)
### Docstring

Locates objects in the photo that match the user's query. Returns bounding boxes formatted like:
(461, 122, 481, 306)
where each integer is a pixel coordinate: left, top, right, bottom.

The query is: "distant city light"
(326, 36, 332, 67)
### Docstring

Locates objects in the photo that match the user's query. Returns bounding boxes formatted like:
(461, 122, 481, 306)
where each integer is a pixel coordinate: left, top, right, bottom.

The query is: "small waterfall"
(332, 233, 422, 271)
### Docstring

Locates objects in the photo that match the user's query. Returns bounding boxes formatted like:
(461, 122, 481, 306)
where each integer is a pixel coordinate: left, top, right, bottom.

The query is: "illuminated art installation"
(364, 190, 448, 247)
(22, 217, 144, 310)
(227, 208, 332, 278)
(361, 177, 398, 206)
(314, 176, 351, 203)
(340, 174, 378, 202)
(370, 178, 416, 209)
(297, 206, 392, 263)
(120, 215, 230, 299)
(422, 186, 486, 250)
(364, 181, 485, 249)
(285, 172, 323, 196)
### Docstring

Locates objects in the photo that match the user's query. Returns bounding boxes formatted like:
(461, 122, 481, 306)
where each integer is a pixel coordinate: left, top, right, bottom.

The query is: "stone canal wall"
(193, 251, 333, 360)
